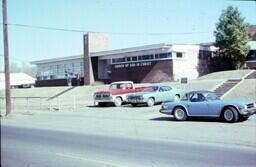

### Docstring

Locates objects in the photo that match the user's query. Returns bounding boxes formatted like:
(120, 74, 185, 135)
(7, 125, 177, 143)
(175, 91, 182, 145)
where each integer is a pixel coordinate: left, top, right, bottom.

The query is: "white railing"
(0, 95, 94, 114)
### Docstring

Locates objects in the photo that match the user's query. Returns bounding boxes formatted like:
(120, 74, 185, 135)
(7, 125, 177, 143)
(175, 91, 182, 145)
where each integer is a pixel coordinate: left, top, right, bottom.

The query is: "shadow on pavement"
(150, 116, 224, 123)
(150, 117, 175, 121)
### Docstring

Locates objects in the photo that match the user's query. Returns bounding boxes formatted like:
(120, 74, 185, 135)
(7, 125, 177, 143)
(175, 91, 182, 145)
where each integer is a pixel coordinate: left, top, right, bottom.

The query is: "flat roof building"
(31, 33, 217, 86)
(0, 73, 35, 89)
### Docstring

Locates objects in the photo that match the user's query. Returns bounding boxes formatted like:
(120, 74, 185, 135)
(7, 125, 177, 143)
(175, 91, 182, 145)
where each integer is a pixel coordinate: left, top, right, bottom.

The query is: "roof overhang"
(90, 43, 169, 57)
(31, 55, 83, 65)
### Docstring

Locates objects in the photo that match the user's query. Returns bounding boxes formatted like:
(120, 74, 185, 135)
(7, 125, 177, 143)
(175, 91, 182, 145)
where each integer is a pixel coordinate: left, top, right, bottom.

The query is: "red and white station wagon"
(94, 81, 146, 107)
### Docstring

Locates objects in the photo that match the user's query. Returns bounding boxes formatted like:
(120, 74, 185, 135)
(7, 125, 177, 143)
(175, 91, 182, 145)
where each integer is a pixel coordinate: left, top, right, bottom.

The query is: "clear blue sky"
(0, 0, 255, 68)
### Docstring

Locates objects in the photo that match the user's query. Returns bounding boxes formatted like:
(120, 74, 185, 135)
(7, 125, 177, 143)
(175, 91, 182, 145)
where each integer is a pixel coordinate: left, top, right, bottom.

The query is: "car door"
(205, 93, 222, 116)
(187, 93, 209, 116)
(158, 86, 172, 102)
(163, 86, 175, 101)
(156, 87, 166, 102)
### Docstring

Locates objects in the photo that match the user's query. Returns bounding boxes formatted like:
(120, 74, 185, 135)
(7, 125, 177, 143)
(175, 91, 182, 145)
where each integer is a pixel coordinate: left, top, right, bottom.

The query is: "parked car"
(93, 81, 147, 107)
(127, 86, 186, 107)
(160, 90, 256, 122)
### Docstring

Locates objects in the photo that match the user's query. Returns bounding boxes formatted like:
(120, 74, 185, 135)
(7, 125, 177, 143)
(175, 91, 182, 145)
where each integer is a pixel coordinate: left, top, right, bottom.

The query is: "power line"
(1, 23, 211, 36)
(7, 23, 87, 33)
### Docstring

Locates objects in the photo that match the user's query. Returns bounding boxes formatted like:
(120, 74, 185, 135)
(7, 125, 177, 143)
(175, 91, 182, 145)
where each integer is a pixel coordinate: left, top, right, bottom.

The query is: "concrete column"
(83, 34, 94, 85)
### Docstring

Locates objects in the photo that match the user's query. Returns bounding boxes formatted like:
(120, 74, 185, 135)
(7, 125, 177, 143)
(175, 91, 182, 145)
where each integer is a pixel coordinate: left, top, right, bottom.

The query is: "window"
(36, 76, 42, 81)
(57, 64, 61, 73)
(162, 86, 172, 91)
(142, 55, 154, 60)
(127, 57, 131, 62)
(190, 93, 206, 102)
(132, 56, 137, 61)
(246, 51, 256, 61)
(176, 52, 183, 58)
(80, 62, 83, 73)
(206, 93, 220, 100)
(155, 53, 168, 59)
(109, 83, 126, 89)
(159, 87, 165, 92)
(64, 64, 67, 71)
(199, 50, 212, 60)
(159, 86, 172, 92)
(112, 58, 126, 64)
(125, 83, 133, 89)
(50, 75, 56, 79)
(72, 63, 75, 72)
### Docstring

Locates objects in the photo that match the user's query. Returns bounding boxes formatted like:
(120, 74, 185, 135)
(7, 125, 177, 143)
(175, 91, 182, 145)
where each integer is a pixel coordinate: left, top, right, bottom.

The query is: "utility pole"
(83, 33, 90, 85)
(2, 0, 11, 116)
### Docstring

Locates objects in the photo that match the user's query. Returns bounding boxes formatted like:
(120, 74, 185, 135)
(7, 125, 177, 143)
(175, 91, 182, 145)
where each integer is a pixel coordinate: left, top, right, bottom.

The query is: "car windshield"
(109, 83, 125, 89)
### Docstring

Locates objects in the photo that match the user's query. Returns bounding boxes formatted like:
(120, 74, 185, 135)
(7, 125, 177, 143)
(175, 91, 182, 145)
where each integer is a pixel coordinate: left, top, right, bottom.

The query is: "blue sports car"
(160, 91, 256, 122)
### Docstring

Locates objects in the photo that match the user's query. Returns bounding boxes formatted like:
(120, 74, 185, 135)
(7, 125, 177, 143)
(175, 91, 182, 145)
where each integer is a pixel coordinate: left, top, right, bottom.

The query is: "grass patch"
(198, 70, 253, 80)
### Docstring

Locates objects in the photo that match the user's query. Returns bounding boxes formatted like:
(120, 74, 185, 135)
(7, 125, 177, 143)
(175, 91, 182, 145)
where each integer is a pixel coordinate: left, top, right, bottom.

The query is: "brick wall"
(110, 60, 173, 83)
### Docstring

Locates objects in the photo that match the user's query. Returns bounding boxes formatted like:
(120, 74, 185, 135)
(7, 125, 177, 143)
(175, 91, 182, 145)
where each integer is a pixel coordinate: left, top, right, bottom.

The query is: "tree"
(214, 6, 250, 69)
(9, 62, 36, 77)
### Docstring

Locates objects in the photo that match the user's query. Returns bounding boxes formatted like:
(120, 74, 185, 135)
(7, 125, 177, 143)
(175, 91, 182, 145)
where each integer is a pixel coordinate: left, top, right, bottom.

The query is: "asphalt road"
(1, 125, 256, 167)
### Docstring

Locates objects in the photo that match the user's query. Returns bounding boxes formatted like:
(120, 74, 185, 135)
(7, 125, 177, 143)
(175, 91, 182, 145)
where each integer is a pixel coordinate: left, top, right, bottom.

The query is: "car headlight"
(161, 104, 168, 110)
(239, 105, 247, 110)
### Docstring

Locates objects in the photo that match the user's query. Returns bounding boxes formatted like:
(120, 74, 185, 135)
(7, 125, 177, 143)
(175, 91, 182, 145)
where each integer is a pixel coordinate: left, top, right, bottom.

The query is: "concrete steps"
(214, 79, 242, 97)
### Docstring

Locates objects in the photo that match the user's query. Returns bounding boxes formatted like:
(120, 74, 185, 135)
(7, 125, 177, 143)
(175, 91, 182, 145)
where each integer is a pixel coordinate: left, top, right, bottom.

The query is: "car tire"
(173, 107, 187, 121)
(114, 97, 123, 107)
(222, 107, 239, 123)
(174, 95, 180, 102)
(147, 98, 155, 107)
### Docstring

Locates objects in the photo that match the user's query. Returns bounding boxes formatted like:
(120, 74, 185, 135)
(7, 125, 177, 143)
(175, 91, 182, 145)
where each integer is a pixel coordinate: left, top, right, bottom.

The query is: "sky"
(0, 0, 256, 69)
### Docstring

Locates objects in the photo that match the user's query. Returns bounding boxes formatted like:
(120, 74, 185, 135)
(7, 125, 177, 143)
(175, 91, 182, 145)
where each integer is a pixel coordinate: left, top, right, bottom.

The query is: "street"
(2, 125, 256, 167)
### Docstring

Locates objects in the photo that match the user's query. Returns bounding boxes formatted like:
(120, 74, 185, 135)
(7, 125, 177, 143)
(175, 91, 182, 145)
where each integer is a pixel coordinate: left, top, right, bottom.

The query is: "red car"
(94, 81, 146, 107)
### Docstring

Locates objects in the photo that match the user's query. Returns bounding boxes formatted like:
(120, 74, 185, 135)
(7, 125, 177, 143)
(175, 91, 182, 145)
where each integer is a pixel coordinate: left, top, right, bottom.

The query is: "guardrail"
(0, 95, 93, 114)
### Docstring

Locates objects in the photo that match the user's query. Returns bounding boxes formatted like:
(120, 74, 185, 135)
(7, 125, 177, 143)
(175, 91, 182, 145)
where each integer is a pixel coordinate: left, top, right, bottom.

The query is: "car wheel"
(174, 95, 180, 101)
(223, 107, 239, 123)
(173, 107, 187, 121)
(114, 97, 122, 107)
(147, 98, 155, 107)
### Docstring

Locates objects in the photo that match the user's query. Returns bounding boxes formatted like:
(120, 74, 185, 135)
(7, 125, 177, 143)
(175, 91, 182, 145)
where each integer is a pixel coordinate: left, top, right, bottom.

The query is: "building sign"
(114, 61, 152, 69)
